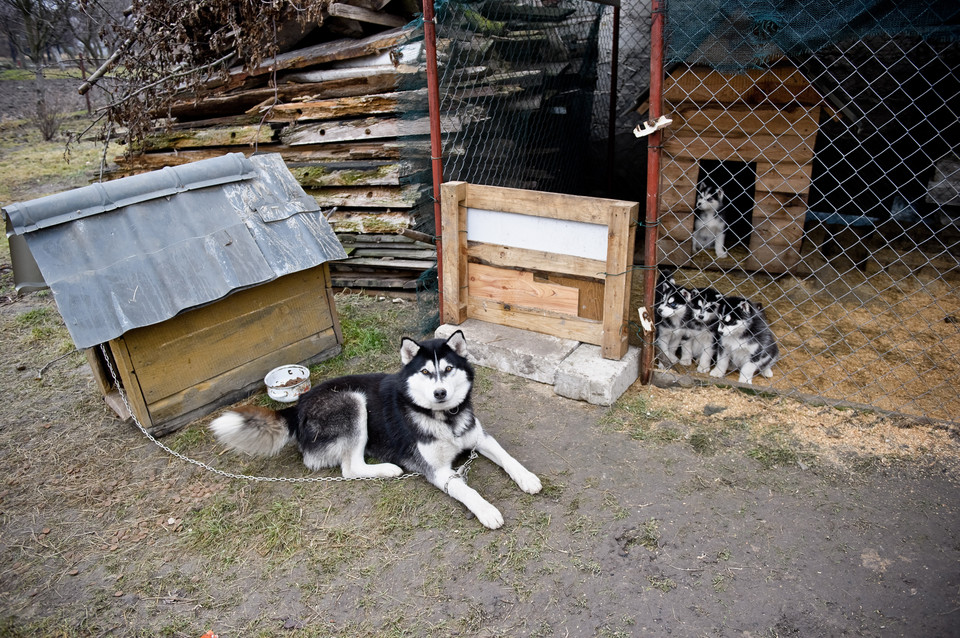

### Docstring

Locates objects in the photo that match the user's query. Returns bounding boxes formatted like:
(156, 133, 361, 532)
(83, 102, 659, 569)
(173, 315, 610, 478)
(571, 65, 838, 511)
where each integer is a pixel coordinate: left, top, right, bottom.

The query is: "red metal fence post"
(640, 0, 664, 384)
(422, 0, 445, 314)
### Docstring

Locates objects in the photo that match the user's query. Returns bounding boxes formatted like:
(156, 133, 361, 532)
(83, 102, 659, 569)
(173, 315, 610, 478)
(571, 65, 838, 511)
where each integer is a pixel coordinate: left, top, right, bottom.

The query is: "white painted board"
(466, 208, 608, 261)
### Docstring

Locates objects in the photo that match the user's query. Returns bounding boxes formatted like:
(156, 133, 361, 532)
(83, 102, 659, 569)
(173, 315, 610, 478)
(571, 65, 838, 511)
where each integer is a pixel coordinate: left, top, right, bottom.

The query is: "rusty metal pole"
(640, 0, 665, 384)
(422, 0, 444, 314)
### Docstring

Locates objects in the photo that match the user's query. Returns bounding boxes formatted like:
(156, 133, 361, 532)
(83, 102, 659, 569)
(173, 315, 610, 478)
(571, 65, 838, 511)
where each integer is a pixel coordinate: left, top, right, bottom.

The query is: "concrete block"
(554, 343, 640, 406)
(436, 320, 580, 385)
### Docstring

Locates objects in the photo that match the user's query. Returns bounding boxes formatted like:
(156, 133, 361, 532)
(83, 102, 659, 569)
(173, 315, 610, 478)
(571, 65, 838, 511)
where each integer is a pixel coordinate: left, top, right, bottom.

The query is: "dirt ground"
(1, 99, 959, 638)
(1, 283, 959, 637)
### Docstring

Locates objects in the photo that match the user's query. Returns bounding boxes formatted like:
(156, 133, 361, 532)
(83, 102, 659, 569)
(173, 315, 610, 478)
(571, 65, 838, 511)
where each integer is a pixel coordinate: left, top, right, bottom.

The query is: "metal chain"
(98, 344, 477, 484)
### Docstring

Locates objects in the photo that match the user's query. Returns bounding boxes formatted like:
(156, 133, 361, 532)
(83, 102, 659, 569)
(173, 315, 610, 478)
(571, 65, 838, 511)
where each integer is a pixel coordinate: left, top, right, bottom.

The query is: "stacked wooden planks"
(111, 9, 447, 291)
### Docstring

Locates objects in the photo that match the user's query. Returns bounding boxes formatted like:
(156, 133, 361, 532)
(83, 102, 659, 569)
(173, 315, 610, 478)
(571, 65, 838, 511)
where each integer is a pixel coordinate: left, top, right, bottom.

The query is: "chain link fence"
(431, 0, 959, 422)
(435, 0, 618, 195)
(650, 0, 959, 421)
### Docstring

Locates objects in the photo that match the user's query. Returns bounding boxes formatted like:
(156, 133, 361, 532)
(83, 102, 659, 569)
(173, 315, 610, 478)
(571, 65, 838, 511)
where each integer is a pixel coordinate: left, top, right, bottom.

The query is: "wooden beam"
(262, 89, 427, 122)
(327, 3, 407, 27)
(441, 181, 468, 324)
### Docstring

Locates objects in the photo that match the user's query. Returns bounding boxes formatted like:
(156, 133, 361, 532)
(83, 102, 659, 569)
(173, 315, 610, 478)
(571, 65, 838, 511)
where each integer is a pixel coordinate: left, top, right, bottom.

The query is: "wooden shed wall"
(91, 264, 342, 435)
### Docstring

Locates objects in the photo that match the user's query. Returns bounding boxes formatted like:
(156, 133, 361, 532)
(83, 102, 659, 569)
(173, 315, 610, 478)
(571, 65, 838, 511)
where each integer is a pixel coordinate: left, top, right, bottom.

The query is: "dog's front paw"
(709, 367, 724, 378)
(515, 470, 542, 494)
(473, 502, 504, 530)
(697, 362, 711, 374)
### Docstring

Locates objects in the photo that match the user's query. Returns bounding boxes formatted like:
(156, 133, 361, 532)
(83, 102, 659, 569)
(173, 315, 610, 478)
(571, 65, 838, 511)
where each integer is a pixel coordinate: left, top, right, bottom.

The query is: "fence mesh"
(432, 0, 959, 422)
(435, 0, 616, 195)
(653, 0, 960, 421)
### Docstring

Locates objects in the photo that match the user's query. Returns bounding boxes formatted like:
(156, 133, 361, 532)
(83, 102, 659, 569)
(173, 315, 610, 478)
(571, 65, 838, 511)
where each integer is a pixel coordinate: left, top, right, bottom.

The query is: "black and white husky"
(209, 331, 542, 530)
(655, 285, 691, 367)
(709, 297, 778, 384)
(681, 287, 723, 373)
(692, 184, 727, 258)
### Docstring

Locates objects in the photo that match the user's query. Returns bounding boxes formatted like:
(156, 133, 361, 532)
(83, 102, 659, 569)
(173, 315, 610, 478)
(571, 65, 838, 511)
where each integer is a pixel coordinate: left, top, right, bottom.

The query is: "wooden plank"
(228, 25, 419, 82)
(463, 183, 616, 225)
(601, 201, 636, 359)
(441, 181, 468, 324)
(122, 267, 335, 404)
(171, 71, 414, 120)
(754, 160, 815, 196)
(466, 297, 602, 345)
(139, 125, 276, 151)
(262, 89, 428, 122)
(281, 141, 413, 162)
(327, 210, 414, 233)
(84, 347, 113, 396)
(669, 102, 820, 139)
(107, 338, 153, 429)
(291, 163, 404, 187)
(282, 113, 483, 145)
(467, 241, 606, 280)
(352, 248, 436, 259)
(746, 197, 806, 273)
(330, 272, 421, 289)
(147, 330, 341, 429)
(306, 183, 426, 209)
(663, 130, 816, 164)
(327, 3, 407, 26)
(468, 263, 580, 316)
(541, 274, 604, 320)
(337, 257, 436, 270)
(661, 66, 823, 106)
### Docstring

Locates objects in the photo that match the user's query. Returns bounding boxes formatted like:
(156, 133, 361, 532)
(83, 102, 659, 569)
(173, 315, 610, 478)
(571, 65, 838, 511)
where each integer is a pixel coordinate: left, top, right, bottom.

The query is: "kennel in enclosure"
(430, 0, 959, 422)
(87, 0, 958, 423)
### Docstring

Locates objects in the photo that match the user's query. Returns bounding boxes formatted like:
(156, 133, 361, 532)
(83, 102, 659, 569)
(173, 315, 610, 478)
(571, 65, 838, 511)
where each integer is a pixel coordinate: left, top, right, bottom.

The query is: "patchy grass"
(0, 112, 120, 204)
(599, 391, 674, 440)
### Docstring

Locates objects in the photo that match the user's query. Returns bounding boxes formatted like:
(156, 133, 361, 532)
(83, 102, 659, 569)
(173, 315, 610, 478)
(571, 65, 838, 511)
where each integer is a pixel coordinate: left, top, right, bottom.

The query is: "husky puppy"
(692, 184, 727, 258)
(709, 297, 778, 384)
(655, 285, 692, 367)
(209, 331, 541, 530)
(681, 287, 722, 373)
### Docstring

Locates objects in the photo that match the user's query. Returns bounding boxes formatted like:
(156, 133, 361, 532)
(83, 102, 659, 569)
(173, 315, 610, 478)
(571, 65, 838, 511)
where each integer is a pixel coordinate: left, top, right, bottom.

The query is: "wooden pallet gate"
(440, 182, 637, 360)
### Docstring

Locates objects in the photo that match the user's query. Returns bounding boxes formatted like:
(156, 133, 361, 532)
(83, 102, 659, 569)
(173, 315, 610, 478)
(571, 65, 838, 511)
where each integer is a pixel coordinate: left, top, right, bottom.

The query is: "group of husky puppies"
(655, 268, 778, 384)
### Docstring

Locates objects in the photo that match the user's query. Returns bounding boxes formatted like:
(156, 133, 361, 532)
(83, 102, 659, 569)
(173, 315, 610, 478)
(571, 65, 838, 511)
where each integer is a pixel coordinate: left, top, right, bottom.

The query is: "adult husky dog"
(209, 331, 541, 529)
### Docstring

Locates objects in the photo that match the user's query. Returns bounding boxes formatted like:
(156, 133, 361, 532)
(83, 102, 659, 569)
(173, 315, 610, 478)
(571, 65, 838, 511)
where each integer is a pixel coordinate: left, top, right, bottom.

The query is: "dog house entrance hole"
(697, 160, 756, 251)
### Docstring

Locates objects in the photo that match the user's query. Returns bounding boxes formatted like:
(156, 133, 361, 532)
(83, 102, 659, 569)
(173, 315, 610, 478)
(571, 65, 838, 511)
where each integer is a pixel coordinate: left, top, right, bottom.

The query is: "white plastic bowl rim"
(264, 364, 311, 402)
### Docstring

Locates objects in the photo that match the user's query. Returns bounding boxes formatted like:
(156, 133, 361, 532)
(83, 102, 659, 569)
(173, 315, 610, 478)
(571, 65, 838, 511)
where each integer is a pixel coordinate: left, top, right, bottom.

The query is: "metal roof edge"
(3, 153, 256, 235)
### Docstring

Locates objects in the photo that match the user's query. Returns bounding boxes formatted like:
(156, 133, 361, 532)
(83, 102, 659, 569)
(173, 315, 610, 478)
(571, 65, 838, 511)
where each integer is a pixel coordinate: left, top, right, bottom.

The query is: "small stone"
(703, 404, 727, 417)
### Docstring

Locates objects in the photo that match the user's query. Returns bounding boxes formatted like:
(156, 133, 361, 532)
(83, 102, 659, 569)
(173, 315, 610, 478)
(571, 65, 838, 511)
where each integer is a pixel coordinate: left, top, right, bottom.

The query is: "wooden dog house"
(648, 65, 826, 273)
(3, 153, 346, 435)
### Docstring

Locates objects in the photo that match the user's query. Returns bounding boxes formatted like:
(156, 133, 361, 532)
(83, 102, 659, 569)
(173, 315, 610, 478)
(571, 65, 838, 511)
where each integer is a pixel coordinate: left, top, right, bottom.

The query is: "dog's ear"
(445, 330, 468, 357)
(400, 337, 420, 365)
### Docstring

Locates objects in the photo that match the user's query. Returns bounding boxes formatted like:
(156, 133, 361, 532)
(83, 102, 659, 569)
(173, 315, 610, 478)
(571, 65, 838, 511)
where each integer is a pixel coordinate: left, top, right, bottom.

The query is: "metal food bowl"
(264, 365, 311, 403)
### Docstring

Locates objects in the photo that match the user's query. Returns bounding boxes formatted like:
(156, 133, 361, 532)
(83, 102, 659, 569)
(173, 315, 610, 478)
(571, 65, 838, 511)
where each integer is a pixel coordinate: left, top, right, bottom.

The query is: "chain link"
(98, 344, 477, 484)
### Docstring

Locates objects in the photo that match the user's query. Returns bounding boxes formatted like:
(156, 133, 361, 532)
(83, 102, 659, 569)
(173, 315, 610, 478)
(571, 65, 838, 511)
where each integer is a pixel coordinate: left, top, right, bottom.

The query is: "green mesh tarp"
(666, 0, 960, 70)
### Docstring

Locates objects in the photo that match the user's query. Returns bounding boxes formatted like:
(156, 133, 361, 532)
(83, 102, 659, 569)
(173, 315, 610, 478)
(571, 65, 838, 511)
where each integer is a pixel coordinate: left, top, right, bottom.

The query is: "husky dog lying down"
(209, 331, 541, 529)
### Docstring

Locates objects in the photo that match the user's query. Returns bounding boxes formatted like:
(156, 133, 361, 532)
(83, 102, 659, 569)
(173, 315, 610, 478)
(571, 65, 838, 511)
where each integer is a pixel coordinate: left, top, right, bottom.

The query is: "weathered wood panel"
(662, 66, 824, 106)
(138, 125, 276, 151)
(122, 266, 337, 405)
(468, 263, 580, 316)
(467, 241, 606, 280)
(264, 89, 428, 122)
(305, 183, 426, 208)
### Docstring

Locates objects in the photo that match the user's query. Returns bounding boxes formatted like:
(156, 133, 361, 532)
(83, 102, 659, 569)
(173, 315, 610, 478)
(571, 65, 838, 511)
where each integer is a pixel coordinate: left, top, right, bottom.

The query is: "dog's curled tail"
(209, 405, 294, 457)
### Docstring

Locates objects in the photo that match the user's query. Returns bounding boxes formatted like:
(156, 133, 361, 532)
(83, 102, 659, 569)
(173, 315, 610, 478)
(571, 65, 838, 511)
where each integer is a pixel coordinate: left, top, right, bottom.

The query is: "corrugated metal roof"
(3, 153, 346, 349)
